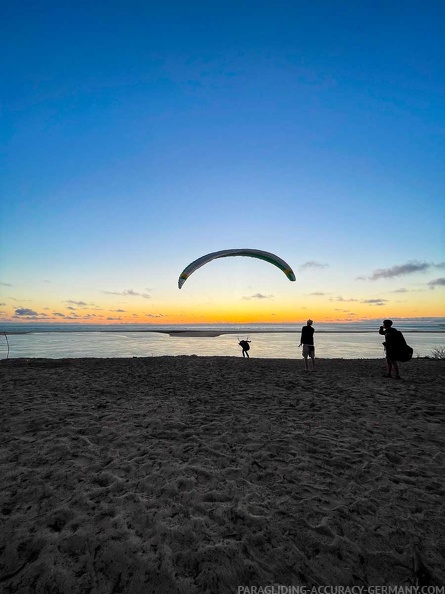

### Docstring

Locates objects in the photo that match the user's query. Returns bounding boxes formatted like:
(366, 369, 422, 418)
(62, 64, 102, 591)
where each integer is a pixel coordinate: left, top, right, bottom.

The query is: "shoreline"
(2, 328, 445, 336)
(1, 351, 444, 364)
(2, 356, 445, 590)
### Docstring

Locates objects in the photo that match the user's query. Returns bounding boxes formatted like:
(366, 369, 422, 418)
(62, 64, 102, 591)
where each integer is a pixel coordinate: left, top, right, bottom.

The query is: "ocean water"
(1, 321, 444, 360)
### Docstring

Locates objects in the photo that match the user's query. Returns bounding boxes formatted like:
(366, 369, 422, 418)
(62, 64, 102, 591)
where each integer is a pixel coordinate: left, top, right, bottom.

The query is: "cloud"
(309, 292, 328, 296)
(13, 311, 50, 319)
(102, 289, 151, 299)
(111, 309, 126, 313)
(428, 277, 445, 289)
(65, 300, 88, 306)
(390, 288, 408, 293)
(299, 261, 329, 270)
(53, 312, 66, 317)
(0, 282, 13, 287)
(368, 261, 436, 280)
(329, 296, 359, 302)
(15, 308, 39, 316)
(145, 313, 165, 318)
(242, 293, 274, 300)
(361, 299, 387, 306)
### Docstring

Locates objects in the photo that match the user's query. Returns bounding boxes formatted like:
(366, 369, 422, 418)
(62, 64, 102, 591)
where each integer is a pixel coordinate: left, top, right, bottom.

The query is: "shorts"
(302, 344, 315, 357)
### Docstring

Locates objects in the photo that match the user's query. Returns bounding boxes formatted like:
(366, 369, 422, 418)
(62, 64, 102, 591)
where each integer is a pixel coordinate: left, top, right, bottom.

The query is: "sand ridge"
(1, 356, 444, 592)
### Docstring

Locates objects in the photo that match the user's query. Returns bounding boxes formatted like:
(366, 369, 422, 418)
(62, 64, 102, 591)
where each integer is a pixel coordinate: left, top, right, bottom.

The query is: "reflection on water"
(1, 331, 444, 360)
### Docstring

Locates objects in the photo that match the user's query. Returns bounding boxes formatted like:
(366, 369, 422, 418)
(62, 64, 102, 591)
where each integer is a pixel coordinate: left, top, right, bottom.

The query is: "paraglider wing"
(178, 248, 296, 288)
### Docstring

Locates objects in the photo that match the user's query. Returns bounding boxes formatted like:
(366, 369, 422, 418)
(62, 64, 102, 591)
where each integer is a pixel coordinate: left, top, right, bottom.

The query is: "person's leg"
(302, 345, 309, 370)
(393, 360, 400, 378)
(310, 354, 315, 370)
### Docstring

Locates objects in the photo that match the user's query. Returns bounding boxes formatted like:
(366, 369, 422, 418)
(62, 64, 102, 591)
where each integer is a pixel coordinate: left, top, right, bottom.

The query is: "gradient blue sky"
(1, 1, 444, 324)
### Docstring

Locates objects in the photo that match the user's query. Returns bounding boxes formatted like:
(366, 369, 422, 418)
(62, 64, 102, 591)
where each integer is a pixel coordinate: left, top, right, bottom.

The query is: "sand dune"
(1, 356, 444, 592)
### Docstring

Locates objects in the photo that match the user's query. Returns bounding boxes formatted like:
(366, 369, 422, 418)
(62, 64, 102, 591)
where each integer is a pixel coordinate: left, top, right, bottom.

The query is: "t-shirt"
(300, 325, 314, 345)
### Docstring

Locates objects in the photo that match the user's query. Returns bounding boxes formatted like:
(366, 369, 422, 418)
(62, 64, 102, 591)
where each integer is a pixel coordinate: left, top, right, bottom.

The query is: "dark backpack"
(394, 331, 413, 362)
(239, 340, 250, 351)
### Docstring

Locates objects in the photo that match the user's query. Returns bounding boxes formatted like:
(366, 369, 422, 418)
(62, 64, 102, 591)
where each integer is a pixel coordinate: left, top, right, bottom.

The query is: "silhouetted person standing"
(379, 319, 401, 379)
(299, 319, 315, 371)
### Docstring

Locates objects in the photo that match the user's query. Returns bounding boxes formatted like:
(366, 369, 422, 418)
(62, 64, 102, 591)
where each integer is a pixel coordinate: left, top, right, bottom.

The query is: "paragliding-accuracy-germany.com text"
(237, 587, 445, 594)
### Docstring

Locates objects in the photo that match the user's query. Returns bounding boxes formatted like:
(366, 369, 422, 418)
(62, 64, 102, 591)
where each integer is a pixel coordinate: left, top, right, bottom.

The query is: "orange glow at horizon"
(107, 297, 445, 325)
(3, 291, 443, 325)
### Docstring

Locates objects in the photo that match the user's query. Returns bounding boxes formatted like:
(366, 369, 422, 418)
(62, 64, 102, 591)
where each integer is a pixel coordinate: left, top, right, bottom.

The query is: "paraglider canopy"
(178, 248, 296, 289)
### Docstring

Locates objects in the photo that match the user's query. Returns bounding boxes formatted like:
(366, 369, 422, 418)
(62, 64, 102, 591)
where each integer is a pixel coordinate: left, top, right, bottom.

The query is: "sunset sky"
(1, 1, 444, 325)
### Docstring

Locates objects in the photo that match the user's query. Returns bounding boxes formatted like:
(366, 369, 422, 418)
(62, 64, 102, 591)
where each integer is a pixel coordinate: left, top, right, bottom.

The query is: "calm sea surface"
(1, 321, 444, 360)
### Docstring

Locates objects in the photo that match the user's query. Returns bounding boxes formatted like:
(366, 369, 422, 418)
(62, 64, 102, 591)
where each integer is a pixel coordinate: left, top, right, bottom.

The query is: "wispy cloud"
(12, 310, 51, 319)
(299, 261, 329, 271)
(329, 296, 359, 302)
(428, 277, 445, 289)
(309, 291, 328, 296)
(366, 261, 445, 281)
(102, 289, 151, 299)
(390, 288, 408, 293)
(361, 299, 387, 306)
(242, 293, 274, 300)
(145, 313, 166, 318)
(15, 308, 39, 316)
(64, 300, 88, 307)
(0, 282, 13, 287)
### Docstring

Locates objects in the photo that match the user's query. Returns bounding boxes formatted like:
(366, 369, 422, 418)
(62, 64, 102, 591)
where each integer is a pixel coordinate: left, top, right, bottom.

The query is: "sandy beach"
(1, 356, 444, 592)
